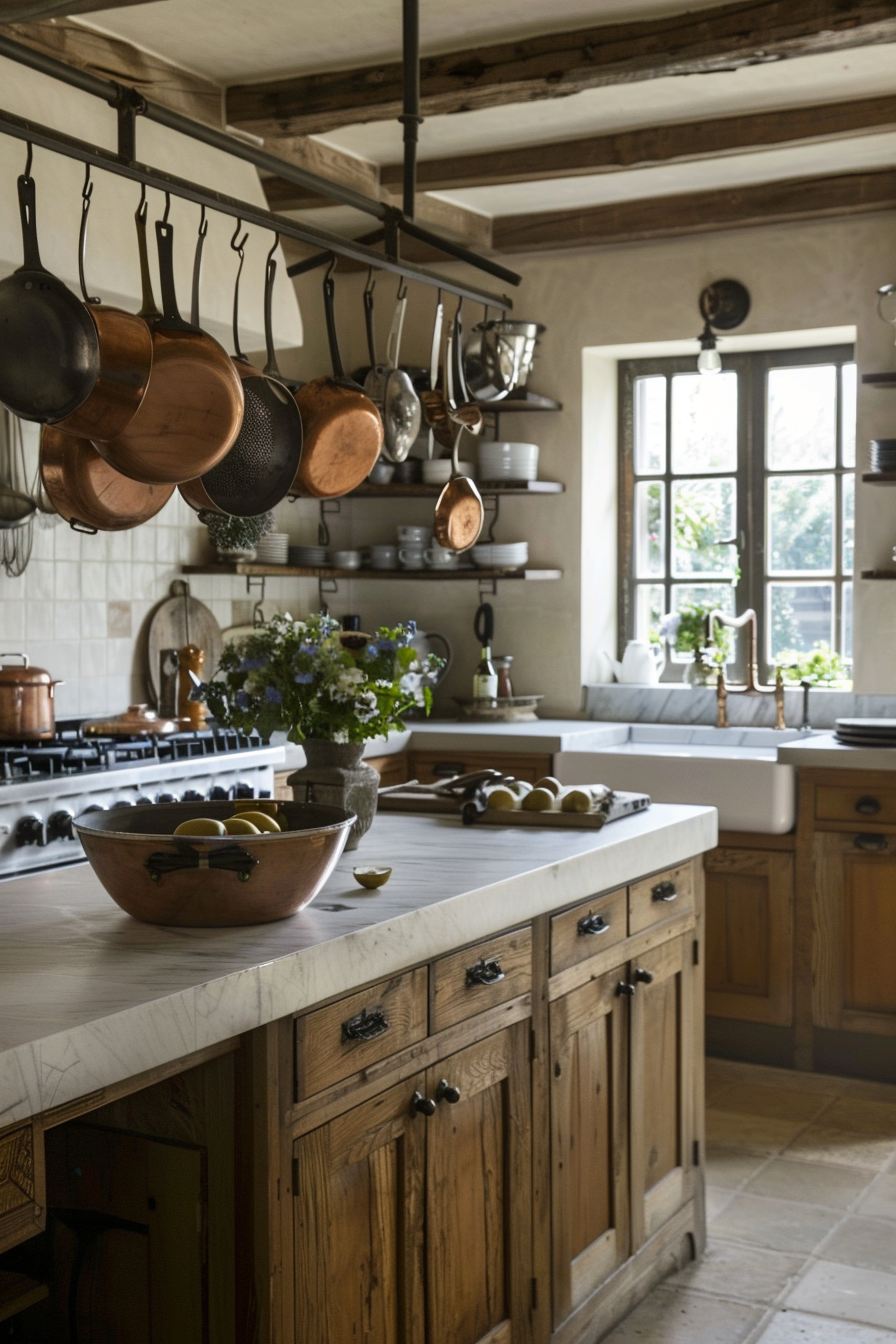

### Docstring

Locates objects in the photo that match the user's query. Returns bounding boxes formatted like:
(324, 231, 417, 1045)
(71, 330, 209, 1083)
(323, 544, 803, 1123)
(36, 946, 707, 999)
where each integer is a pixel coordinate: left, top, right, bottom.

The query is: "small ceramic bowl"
(353, 865, 392, 890)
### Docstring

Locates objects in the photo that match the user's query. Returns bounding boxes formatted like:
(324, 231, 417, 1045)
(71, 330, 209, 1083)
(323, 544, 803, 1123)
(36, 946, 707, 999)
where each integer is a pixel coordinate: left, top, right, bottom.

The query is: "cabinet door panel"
(425, 1026, 530, 1344)
(705, 848, 793, 1025)
(293, 1077, 425, 1344)
(814, 833, 896, 1034)
(629, 935, 695, 1248)
(550, 965, 629, 1328)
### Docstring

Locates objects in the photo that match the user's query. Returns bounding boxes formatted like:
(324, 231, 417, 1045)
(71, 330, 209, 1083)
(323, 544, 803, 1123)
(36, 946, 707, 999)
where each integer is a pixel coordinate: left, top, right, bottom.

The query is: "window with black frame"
(618, 345, 856, 682)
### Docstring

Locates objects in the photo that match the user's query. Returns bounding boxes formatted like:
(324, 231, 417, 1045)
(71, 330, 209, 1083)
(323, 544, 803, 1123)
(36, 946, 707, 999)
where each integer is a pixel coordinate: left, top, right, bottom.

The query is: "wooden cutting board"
(377, 789, 650, 828)
(147, 583, 223, 707)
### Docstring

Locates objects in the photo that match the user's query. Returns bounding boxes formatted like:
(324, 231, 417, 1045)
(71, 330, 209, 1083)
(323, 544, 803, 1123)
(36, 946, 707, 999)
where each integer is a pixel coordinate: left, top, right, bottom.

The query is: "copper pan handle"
(155, 219, 189, 331)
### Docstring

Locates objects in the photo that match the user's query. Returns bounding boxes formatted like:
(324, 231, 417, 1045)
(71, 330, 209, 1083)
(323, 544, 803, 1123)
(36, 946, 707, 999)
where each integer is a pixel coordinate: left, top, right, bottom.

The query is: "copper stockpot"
(40, 426, 174, 532)
(0, 653, 63, 740)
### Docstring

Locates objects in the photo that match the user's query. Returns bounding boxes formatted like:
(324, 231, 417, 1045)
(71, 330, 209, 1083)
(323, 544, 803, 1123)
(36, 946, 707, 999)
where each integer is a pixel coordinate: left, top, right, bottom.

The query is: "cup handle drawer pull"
(466, 957, 505, 986)
(342, 1006, 389, 1042)
(854, 834, 888, 852)
(652, 880, 678, 903)
(856, 796, 882, 816)
(578, 912, 610, 937)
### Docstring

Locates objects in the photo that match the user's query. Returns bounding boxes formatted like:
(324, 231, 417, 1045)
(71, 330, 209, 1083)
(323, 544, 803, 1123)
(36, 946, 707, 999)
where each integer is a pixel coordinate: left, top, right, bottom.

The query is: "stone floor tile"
(755, 1310, 896, 1342)
(820, 1216, 896, 1274)
(600, 1285, 764, 1343)
(707, 1109, 806, 1155)
(821, 1099, 896, 1137)
(745, 1158, 874, 1210)
(713, 1083, 834, 1123)
(706, 1142, 773, 1189)
(784, 1126, 896, 1171)
(715, 1062, 846, 1097)
(669, 1237, 804, 1304)
(785, 1261, 896, 1331)
(710, 1193, 842, 1254)
(857, 1175, 896, 1222)
(706, 1186, 738, 1221)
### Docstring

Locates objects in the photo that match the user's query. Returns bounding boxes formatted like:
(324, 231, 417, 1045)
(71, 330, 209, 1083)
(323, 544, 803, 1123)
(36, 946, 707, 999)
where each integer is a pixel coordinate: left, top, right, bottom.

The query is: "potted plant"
(660, 603, 732, 685)
(200, 509, 274, 562)
(202, 612, 443, 848)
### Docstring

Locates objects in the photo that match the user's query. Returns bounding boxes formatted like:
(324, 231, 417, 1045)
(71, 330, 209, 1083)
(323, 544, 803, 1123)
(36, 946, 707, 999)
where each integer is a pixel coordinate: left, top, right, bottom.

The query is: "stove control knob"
(15, 815, 45, 847)
(209, 785, 230, 801)
(47, 811, 74, 842)
(82, 804, 106, 814)
(258, 789, 272, 799)
(182, 790, 204, 802)
(135, 796, 152, 806)
(156, 793, 178, 804)
(234, 782, 254, 799)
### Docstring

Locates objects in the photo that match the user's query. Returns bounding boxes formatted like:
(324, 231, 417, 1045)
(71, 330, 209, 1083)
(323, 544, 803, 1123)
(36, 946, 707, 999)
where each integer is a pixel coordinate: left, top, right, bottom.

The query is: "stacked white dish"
(835, 718, 896, 746)
(422, 458, 474, 484)
(471, 541, 529, 570)
(288, 544, 328, 566)
(478, 441, 539, 482)
(255, 532, 289, 564)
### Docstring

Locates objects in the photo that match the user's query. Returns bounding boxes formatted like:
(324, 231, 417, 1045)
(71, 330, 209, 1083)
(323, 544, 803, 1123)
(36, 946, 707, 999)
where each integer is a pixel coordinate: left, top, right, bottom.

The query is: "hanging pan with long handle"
(433, 306, 485, 551)
(40, 424, 173, 533)
(292, 268, 384, 498)
(95, 198, 244, 485)
(263, 239, 302, 394)
(0, 147, 99, 423)
(363, 279, 421, 463)
(180, 227, 302, 518)
(53, 167, 153, 443)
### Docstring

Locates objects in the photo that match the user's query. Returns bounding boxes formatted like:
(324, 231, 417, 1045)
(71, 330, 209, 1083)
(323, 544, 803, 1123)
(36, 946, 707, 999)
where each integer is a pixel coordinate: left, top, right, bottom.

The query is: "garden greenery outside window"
(618, 345, 856, 682)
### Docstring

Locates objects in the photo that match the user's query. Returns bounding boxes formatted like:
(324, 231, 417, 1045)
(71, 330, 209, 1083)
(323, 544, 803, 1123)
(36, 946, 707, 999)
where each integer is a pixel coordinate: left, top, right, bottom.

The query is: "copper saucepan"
(53, 168, 153, 444)
(292, 271, 384, 498)
(40, 425, 173, 533)
(0, 652, 64, 740)
(94, 203, 244, 485)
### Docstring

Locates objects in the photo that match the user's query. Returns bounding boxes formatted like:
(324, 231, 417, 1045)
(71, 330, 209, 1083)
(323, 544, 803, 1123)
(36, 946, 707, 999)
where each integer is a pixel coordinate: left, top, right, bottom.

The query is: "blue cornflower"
(294, 671, 313, 684)
(265, 686, 283, 704)
(235, 690, 250, 710)
(239, 656, 267, 671)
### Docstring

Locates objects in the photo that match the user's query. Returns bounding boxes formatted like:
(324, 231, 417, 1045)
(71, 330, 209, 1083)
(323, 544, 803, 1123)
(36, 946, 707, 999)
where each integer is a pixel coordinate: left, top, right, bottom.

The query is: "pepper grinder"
(493, 655, 514, 700)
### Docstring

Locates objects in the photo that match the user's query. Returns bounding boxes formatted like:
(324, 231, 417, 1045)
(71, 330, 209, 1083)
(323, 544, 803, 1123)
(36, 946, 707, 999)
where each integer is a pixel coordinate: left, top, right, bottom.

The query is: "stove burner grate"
(0, 720, 265, 782)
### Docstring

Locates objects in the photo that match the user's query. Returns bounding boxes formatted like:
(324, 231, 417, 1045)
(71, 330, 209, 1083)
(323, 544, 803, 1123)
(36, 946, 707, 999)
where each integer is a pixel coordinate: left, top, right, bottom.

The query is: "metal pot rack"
(0, 25, 519, 311)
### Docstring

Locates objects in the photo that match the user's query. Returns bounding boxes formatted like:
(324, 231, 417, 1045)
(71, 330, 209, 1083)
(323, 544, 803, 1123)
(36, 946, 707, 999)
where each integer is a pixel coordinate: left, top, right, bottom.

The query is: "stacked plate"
(478, 441, 539, 483)
(255, 532, 289, 565)
(870, 439, 896, 473)
(471, 541, 529, 570)
(288, 544, 327, 566)
(835, 718, 896, 747)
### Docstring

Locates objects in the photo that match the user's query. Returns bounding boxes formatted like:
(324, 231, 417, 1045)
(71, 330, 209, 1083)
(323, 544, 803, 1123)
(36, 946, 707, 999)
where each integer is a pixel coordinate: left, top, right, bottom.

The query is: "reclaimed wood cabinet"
(408, 749, 553, 786)
(704, 845, 794, 1026)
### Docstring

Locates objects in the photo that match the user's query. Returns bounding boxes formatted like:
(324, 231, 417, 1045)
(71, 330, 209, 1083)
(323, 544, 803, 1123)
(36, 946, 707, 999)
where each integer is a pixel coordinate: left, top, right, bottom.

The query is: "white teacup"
(397, 525, 432, 547)
(331, 549, 362, 569)
(425, 543, 459, 569)
(398, 546, 426, 570)
(369, 544, 398, 570)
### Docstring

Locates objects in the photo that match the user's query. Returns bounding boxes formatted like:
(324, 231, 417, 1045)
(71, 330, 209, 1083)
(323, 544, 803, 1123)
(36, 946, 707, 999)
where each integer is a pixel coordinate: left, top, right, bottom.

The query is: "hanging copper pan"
(52, 169, 153, 443)
(40, 425, 174, 533)
(94, 201, 244, 486)
(291, 271, 383, 498)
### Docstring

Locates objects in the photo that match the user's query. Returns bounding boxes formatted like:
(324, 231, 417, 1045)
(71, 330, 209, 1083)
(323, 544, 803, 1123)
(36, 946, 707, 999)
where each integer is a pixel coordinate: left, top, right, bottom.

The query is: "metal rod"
(398, 217, 522, 287)
(400, 0, 422, 220)
(0, 104, 515, 310)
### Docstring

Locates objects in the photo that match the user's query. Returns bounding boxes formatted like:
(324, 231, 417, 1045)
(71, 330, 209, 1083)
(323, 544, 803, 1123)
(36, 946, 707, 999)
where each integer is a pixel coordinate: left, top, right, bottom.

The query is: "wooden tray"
(377, 789, 650, 828)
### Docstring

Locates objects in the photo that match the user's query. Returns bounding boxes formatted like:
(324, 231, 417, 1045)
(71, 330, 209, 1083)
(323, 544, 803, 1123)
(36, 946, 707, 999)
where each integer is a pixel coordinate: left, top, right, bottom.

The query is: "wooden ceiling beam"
(491, 166, 896, 253)
(379, 93, 896, 193)
(0, 0, 155, 19)
(226, 0, 896, 136)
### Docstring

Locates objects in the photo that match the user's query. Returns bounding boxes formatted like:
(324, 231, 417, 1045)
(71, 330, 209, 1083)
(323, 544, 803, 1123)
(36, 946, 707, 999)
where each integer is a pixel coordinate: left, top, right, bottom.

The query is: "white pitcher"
(608, 640, 665, 685)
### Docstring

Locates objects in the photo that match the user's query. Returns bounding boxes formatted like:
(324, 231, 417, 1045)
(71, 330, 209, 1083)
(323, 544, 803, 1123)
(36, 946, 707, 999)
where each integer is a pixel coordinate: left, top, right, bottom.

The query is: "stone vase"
(286, 739, 378, 851)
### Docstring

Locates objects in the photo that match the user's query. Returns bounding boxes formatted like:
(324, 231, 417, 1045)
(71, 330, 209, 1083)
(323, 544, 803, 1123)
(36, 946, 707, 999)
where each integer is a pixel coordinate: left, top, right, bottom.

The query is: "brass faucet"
(706, 608, 786, 730)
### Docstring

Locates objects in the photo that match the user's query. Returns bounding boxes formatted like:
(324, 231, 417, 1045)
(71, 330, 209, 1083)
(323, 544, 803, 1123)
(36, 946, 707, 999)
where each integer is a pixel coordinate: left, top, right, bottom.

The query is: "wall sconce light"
(696, 279, 751, 376)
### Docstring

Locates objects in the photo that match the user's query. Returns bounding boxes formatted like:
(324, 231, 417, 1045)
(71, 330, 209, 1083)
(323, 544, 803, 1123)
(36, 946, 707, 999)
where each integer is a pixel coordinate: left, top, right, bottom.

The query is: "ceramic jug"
(608, 640, 664, 685)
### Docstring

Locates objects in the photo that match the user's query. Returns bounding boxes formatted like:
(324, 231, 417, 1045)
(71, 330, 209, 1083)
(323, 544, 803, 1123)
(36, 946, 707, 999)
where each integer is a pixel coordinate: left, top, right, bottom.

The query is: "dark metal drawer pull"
(616, 981, 635, 997)
(433, 761, 466, 778)
(342, 1006, 389, 1042)
(856, 796, 882, 816)
(633, 967, 654, 984)
(854, 834, 888, 852)
(578, 912, 610, 937)
(412, 1090, 436, 1116)
(466, 957, 505, 987)
(652, 880, 678, 903)
(437, 1079, 461, 1104)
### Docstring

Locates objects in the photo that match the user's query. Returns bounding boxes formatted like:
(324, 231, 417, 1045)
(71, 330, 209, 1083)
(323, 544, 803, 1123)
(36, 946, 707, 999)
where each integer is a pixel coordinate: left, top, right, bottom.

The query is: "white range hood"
(0, 52, 303, 353)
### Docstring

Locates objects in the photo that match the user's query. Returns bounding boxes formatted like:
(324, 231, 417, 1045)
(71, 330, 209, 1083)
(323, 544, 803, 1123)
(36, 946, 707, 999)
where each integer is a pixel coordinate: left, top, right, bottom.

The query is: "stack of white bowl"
(288, 544, 328, 566)
(255, 532, 289, 565)
(477, 442, 539, 482)
(471, 541, 529, 570)
(422, 458, 475, 485)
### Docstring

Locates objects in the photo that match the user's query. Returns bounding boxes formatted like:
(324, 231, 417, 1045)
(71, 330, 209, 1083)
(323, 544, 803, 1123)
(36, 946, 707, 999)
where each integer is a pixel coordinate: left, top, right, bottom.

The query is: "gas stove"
(0, 719, 284, 879)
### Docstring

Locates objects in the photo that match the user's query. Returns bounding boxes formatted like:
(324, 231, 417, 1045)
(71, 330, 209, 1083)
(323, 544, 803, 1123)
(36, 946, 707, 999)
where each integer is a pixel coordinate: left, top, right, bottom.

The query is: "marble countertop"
(777, 733, 896, 770)
(402, 718, 627, 754)
(0, 805, 716, 1128)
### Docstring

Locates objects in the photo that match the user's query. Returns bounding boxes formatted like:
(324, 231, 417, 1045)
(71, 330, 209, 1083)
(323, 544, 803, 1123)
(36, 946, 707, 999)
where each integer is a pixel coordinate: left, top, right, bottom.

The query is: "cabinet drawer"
(431, 927, 532, 1033)
(295, 967, 428, 1099)
(550, 887, 627, 977)
(0, 1121, 44, 1254)
(816, 785, 896, 827)
(628, 863, 695, 936)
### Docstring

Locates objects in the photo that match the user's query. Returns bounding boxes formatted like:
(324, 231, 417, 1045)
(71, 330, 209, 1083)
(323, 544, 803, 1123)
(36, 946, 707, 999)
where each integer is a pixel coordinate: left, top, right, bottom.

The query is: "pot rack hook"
(396, 276, 408, 301)
(23, 141, 32, 179)
(136, 180, 146, 222)
(197, 202, 208, 240)
(230, 217, 247, 254)
(77, 164, 100, 306)
(324, 255, 338, 282)
(266, 231, 279, 267)
(161, 190, 171, 224)
(81, 162, 94, 202)
(364, 265, 375, 297)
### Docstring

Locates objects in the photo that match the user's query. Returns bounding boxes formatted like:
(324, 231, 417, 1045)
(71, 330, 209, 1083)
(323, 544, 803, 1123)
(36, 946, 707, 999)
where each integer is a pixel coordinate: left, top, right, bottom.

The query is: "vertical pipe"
(400, 0, 421, 219)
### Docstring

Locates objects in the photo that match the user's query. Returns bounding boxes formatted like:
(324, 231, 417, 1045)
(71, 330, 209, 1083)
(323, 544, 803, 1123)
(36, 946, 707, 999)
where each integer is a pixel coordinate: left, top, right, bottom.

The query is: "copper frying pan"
(40, 425, 173, 533)
(93, 202, 244, 486)
(292, 271, 383, 498)
(433, 307, 485, 551)
(53, 169, 153, 444)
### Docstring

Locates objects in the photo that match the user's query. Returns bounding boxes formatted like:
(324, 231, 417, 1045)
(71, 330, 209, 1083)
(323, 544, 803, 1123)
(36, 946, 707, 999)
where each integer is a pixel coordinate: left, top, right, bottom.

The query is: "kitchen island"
(0, 804, 716, 1343)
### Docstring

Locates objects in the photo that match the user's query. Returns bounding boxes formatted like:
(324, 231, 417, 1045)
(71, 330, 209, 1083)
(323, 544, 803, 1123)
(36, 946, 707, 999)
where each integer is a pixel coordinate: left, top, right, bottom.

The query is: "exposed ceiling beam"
(0, 14, 221, 123)
(491, 166, 896, 252)
(258, 135, 380, 206)
(380, 93, 896, 193)
(0, 0, 155, 19)
(226, 0, 896, 136)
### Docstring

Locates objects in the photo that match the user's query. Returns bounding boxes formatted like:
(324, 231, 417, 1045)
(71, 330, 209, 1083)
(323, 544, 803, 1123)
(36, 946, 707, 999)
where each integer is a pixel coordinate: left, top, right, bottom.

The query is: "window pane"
(634, 376, 666, 475)
(841, 363, 856, 468)
(670, 372, 737, 474)
(768, 582, 834, 661)
(767, 474, 834, 575)
(843, 582, 853, 664)
(672, 478, 736, 577)
(635, 481, 665, 577)
(635, 583, 664, 645)
(842, 474, 854, 576)
(767, 365, 836, 469)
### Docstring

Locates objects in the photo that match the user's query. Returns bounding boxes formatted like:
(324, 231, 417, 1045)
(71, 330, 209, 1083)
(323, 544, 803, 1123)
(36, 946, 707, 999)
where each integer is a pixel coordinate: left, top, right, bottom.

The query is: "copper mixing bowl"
(74, 800, 355, 927)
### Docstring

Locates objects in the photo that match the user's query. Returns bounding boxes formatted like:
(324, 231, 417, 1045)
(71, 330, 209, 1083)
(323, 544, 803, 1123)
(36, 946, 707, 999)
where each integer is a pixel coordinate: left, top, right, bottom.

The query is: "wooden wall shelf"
(861, 372, 896, 387)
(183, 563, 562, 582)
(862, 472, 896, 484)
(861, 570, 896, 580)
(347, 480, 563, 498)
